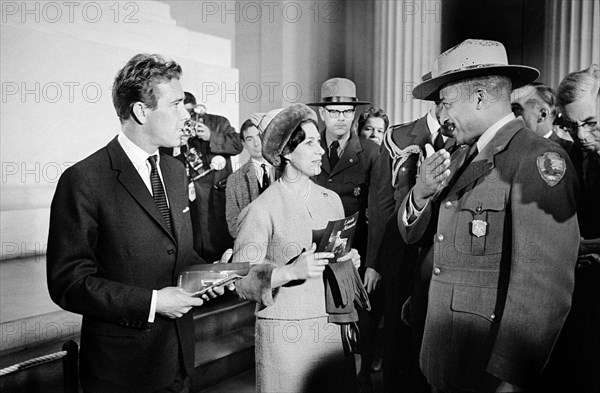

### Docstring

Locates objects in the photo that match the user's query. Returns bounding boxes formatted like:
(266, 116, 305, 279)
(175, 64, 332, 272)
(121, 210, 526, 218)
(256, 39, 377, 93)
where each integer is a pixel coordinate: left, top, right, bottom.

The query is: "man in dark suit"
(399, 39, 579, 393)
(367, 101, 454, 393)
(164, 92, 243, 262)
(309, 77, 379, 390)
(541, 64, 600, 393)
(47, 54, 222, 393)
(511, 82, 574, 153)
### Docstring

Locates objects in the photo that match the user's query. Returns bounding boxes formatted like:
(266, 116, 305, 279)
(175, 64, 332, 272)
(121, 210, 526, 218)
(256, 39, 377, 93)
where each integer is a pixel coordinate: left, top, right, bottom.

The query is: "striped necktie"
(148, 155, 173, 234)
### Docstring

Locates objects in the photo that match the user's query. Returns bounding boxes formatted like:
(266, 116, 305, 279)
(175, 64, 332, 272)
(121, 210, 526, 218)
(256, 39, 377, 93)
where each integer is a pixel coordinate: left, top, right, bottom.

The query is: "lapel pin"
(183, 207, 190, 213)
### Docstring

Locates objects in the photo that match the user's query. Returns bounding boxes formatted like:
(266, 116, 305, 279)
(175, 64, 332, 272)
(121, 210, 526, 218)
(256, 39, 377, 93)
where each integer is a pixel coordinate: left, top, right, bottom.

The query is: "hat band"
(321, 96, 359, 103)
(436, 63, 510, 78)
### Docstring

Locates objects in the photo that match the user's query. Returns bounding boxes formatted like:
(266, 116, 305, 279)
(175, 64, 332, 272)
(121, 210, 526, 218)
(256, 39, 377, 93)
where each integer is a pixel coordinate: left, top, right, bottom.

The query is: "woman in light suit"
(232, 104, 367, 393)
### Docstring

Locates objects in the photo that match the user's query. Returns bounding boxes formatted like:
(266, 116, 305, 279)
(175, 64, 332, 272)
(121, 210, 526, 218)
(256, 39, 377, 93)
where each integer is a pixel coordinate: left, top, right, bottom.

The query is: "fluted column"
(373, 0, 442, 125)
(544, 0, 600, 88)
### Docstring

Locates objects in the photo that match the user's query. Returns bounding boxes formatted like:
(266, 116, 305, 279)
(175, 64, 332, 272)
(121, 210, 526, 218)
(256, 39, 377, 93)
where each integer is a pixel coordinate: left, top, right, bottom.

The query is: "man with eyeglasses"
(309, 77, 379, 390)
(541, 64, 600, 393)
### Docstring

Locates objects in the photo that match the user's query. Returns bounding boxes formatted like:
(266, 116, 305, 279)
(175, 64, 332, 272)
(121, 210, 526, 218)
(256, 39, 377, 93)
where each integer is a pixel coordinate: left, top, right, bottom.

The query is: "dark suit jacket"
(366, 115, 454, 283)
(47, 137, 203, 393)
(225, 159, 261, 238)
(399, 119, 579, 391)
(188, 114, 243, 261)
(314, 131, 379, 261)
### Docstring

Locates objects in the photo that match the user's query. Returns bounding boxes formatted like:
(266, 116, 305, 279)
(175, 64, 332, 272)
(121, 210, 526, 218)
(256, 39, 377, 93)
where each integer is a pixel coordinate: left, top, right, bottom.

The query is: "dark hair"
(356, 107, 389, 133)
(240, 119, 255, 140)
(278, 119, 317, 171)
(112, 54, 182, 122)
(184, 91, 196, 106)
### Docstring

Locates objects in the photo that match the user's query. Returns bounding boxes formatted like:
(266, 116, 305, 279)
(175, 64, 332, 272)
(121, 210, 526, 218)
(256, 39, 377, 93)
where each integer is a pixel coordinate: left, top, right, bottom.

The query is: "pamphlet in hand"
(178, 262, 249, 298)
(316, 212, 359, 263)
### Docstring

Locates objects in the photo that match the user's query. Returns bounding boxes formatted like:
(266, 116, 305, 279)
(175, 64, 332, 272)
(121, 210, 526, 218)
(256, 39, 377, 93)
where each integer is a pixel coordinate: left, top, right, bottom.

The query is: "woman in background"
(356, 107, 389, 145)
(232, 103, 367, 393)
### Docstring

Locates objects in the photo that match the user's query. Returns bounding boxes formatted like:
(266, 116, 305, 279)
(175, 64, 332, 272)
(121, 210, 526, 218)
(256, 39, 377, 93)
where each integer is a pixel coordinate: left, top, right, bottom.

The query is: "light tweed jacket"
(225, 159, 260, 238)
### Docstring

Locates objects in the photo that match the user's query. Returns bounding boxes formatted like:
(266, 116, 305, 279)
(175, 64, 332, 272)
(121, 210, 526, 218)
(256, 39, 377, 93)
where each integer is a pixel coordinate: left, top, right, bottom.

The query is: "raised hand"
(413, 143, 451, 208)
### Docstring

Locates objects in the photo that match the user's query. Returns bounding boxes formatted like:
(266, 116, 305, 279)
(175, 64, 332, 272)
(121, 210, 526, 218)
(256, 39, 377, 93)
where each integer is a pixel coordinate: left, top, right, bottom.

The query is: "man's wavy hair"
(112, 54, 183, 122)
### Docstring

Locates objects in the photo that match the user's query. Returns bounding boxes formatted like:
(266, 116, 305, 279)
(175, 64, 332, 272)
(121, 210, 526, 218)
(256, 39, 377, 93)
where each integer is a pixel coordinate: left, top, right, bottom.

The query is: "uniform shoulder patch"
(536, 152, 566, 187)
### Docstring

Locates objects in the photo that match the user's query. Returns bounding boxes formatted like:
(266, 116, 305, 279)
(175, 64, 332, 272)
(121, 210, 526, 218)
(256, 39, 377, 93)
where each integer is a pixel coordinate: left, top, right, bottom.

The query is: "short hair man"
(511, 82, 573, 152)
(225, 110, 279, 238)
(309, 77, 379, 388)
(399, 39, 580, 392)
(47, 54, 222, 392)
(543, 64, 600, 393)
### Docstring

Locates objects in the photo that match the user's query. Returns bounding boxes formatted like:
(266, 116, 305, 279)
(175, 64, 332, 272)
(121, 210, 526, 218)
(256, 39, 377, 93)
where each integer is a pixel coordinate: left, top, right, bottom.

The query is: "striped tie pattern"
(148, 155, 173, 234)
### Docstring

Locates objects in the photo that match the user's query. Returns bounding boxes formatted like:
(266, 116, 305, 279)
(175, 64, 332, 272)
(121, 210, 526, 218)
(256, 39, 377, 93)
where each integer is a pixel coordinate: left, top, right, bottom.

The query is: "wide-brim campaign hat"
(413, 39, 540, 101)
(307, 77, 371, 106)
(262, 103, 318, 166)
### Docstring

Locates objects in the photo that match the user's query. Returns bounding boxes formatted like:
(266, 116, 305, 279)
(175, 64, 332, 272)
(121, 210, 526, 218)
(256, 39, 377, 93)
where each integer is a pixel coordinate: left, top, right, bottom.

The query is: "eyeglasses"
(325, 108, 355, 118)
(557, 119, 598, 135)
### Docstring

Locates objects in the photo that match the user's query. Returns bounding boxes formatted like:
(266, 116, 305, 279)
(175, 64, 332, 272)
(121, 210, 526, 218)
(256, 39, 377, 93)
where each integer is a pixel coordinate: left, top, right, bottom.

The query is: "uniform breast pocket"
(454, 190, 506, 256)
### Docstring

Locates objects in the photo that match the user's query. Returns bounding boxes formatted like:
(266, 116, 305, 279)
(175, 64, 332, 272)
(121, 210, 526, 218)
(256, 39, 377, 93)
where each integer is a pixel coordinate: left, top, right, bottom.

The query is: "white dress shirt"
(118, 132, 171, 323)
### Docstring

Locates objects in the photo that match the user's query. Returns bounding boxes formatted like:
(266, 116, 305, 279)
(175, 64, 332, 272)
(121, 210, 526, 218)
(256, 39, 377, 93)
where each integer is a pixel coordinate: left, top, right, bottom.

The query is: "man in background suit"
(47, 54, 222, 393)
(367, 99, 453, 393)
(175, 92, 243, 262)
(310, 77, 379, 391)
(511, 82, 573, 153)
(225, 110, 278, 238)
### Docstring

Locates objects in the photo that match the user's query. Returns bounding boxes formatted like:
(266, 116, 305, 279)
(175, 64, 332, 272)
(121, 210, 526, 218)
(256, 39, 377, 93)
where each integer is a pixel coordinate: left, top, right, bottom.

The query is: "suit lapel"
(243, 160, 260, 199)
(160, 155, 184, 245)
(449, 119, 523, 195)
(331, 133, 361, 177)
(107, 137, 176, 244)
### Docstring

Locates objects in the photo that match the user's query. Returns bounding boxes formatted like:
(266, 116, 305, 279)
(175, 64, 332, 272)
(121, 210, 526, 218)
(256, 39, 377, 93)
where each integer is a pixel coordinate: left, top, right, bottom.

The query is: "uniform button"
(433, 267, 441, 275)
(328, 178, 333, 182)
(167, 249, 175, 255)
(445, 201, 452, 209)
(437, 234, 444, 242)
(475, 206, 482, 213)
(490, 313, 496, 321)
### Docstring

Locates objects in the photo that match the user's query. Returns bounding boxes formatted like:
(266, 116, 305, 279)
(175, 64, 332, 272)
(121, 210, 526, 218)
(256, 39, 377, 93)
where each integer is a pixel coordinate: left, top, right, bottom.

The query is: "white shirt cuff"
(403, 190, 428, 225)
(148, 290, 157, 323)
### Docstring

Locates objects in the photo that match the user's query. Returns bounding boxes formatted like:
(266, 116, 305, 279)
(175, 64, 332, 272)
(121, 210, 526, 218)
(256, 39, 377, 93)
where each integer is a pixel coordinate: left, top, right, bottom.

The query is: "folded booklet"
(316, 212, 359, 262)
(178, 262, 249, 297)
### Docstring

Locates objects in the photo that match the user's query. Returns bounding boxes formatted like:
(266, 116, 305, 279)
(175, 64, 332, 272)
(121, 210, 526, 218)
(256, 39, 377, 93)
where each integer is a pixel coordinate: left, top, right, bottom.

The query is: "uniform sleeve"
(486, 147, 580, 385)
(232, 203, 276, 306)
(46, 166, 152, 327)
(398, 189, 435, 246)
(208, 116, 243, 155)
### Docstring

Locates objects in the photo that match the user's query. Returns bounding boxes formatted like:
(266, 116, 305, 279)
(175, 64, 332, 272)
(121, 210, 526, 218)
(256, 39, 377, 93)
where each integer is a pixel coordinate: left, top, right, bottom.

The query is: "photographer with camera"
(162, 92, 243, 262)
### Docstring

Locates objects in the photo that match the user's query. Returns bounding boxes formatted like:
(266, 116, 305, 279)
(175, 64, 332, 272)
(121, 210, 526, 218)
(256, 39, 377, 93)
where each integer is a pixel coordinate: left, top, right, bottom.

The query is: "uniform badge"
(536, 152, 566, 187)
(471, 219, 487, 238)
(353, 187, 361, 197)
